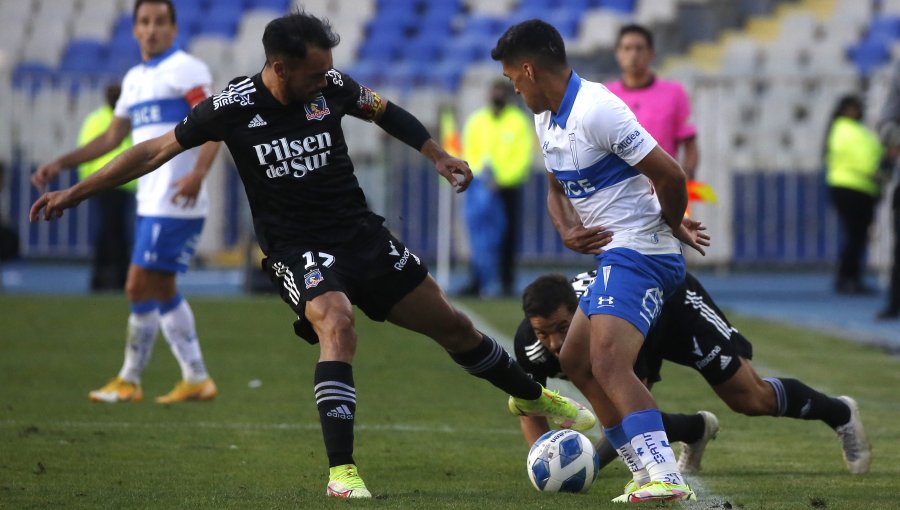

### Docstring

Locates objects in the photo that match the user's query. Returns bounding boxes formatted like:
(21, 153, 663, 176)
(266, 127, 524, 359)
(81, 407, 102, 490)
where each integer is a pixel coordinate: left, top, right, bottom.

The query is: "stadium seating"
(1, 0, 894, 266)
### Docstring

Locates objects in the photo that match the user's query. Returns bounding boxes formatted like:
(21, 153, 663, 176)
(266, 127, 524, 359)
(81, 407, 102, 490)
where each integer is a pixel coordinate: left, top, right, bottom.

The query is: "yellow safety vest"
(826, 117, 882, 197)
(77, 105, 136, 192)
(462, 105, 534, 188)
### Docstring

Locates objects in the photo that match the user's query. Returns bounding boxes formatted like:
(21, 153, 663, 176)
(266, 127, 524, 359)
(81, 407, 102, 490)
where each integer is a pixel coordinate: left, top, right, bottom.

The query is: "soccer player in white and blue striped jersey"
(32, 0, 220, 404)
(492, 20, 710, 503)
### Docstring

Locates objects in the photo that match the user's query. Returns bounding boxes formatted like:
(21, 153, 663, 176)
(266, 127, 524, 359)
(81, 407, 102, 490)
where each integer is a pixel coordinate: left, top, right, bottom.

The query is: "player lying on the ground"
(512, 271, 872, 482)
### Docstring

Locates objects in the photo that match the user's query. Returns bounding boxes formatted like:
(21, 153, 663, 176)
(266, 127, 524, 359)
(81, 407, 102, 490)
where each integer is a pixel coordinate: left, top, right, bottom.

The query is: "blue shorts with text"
(579, 248, 685, 337)
(131, 215, 204, 273)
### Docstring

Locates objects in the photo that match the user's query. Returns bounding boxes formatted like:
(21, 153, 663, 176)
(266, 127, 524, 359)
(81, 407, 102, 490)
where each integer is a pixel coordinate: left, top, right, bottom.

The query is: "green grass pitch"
(1, 294, 898, 509)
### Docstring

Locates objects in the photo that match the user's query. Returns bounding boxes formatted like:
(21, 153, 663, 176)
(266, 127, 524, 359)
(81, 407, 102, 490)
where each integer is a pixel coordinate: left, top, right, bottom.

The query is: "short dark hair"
(616, 24, 654, 49)
(133, 0, 175, 24)
(262, 11, 340, 62)
(522, 274, 578, 318)
(491, 19, 567, 68)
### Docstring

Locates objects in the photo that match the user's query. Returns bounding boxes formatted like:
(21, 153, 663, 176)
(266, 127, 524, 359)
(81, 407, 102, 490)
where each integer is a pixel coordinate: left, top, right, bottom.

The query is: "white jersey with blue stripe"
(535, 71, 681, 256)
(115, 47, 212, 218)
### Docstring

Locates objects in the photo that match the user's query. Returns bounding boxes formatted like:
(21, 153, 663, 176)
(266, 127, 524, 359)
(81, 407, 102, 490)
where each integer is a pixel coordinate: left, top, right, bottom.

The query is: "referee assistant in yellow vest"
(825, 95, 883, 295)
(462, 80, 535, 296)
(78, 84, 136, 291)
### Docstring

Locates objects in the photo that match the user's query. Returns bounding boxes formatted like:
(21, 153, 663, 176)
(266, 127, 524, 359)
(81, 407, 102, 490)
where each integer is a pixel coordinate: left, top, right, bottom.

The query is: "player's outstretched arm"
(546, 173, 612, 254)
(171, 141, 222, 208)
(635, 146, 710, 255)
(32, 116, 131, 190)
(373, 101, 472, 192)
(30, 130, 186, 222)
(421, 139, 472, 193)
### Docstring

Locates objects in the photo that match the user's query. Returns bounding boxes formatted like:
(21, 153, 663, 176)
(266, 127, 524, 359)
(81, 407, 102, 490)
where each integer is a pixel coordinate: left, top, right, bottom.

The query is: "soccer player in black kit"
(30, 11, 596, 499)
(512, 271, 872, 493)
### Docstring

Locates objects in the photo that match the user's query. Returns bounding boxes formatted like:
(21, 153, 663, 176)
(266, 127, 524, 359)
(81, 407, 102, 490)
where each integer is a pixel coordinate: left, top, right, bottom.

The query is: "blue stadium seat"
(423, 0, 460, 19)
(386, 60, 430, 91)
(12, 62, 56, 92)
(193, 6, 241, 38)
(444, 33, 494, 64)
(60, 40, 109, 75)
(358, 36, 403, 61)
(172, 0, 204, 17)
(399, 37, 445, 64)
(413, 17, 453, 40)
(545, 9, 581, 39)
(368, 11, 418, 34)
(867, 15, 900, 44)
(245, 0, 290, 12)
(518, 0, 557, 10)
(347, 60, 384, 87)
(463, 16, 506, 39)
(848, 39, 891, 77)
(112, 15, 133, 40)
(428, 60, 464, 91)
(598, 0, 636, 13)
(106, 38, 142, 69)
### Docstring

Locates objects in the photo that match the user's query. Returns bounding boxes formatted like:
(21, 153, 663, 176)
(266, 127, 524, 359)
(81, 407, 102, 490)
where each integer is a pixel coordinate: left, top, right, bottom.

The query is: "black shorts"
(264, 227, 429, 344)
(642, 273, 754, 386)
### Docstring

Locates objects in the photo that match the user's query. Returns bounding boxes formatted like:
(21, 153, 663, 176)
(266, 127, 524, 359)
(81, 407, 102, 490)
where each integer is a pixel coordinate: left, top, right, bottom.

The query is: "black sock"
(595, 434, 620, 470)
(661, 412, 706, 443)
(764, 377, 851, 429)
(449, 334, 542, 399)
(315, 361, 356, 467)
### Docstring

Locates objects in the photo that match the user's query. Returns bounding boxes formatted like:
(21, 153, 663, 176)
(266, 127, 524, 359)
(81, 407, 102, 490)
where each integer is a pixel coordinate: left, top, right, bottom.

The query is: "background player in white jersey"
(492, 20, 709, 503)
(31, 0, 221, 404)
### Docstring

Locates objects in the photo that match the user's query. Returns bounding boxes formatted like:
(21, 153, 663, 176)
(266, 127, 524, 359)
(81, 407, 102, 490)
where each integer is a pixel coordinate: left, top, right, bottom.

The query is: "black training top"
(175, 70, 387, 253)
(511, 271, 713, 386)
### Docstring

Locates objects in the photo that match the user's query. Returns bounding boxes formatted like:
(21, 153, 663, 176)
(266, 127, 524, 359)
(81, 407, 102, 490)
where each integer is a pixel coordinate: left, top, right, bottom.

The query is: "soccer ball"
(526, 429, 599, 493)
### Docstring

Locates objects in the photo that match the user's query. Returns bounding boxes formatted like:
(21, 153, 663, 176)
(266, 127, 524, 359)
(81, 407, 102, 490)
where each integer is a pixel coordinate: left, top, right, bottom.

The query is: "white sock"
(618, 441, 651, 486)
(604, 424, 650, 486)
(622, 409, 684, 486)
(118, 302, 160, 383)
(159, 294, 209, 383)
(629, 430, 683, 485)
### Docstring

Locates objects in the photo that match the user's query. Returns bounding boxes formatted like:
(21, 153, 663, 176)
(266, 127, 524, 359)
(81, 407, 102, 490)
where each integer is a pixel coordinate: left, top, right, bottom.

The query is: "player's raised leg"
(386, 275, 595, 431)
(714, 360, 870, 474)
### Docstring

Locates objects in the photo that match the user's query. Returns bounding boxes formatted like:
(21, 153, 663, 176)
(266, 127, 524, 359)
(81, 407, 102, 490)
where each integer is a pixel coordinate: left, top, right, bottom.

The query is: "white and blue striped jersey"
(115, 47, 212, 218)
(535, 71, 681, 256)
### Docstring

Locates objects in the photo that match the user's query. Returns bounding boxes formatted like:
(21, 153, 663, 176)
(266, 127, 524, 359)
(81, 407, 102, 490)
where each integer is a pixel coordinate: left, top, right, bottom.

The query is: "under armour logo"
(597, 296, 614, 307)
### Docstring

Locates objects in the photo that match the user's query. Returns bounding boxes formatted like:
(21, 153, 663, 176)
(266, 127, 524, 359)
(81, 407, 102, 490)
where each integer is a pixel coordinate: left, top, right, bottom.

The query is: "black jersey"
(512, 271, 752, 386)
(174, 70, 387, 253)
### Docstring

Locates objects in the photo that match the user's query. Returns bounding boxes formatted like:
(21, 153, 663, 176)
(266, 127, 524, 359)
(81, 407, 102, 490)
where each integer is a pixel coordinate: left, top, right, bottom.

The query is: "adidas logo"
(247, 114, 267, 128)
(719, 355, 732, 370)
(327, 404, 353, 420)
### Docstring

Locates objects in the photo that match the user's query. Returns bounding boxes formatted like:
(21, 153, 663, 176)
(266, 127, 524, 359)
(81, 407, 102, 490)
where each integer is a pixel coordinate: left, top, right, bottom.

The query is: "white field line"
(456, 302, 731, 509)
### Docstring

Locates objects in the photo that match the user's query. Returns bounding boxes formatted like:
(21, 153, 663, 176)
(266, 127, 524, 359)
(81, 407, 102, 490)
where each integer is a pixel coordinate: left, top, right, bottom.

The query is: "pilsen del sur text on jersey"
(253, 133, 333, 179)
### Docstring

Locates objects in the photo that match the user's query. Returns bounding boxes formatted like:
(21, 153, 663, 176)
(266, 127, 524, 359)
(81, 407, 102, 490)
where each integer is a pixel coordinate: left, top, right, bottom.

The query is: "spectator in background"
(876, 61, 900, 319)
(0, 162, 20, 263)
(607, 24, 699, 179)
(461, 79, 534, 297)
(825, 95, 882, 296)
(78, 84, 136, 291)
